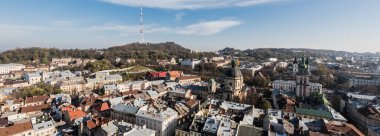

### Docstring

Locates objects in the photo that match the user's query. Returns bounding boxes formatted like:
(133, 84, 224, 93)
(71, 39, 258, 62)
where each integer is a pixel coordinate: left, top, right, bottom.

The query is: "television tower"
(140, 0, 144, 43)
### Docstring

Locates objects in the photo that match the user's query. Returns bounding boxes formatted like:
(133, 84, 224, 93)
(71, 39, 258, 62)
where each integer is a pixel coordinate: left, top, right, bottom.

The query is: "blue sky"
(0, 0, 379, 52)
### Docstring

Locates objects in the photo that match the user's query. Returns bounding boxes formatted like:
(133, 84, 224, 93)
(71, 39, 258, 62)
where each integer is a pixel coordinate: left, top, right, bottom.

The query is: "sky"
(0, 0, 379, 52)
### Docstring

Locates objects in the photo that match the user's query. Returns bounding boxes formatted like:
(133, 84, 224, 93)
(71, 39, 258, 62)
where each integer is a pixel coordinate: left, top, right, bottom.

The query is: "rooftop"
(25, 95, 49, 104)
(112, 103, 140, 114)
(347, 92, 377, 101)
(21, 104, 49, 113)
(94, 102, 110, 112)
(220, 101, 251, 111)
(32, 120, 54, 132)
(0, 122, 33, 135)
(136, 105, 178, 121)
(68, 109, 87, 121)
(295, 107, 333, 119)
(202, 116, 220, 134)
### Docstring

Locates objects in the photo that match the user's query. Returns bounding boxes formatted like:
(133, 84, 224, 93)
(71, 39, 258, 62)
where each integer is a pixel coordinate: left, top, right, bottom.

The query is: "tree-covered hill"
(0, 42, 215, 64)
(104, 42, 203, 60)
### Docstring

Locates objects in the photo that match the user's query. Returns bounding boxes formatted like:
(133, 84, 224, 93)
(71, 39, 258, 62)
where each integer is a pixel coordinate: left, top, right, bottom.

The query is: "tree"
(85, 60, 114, 72)
(13, 83, 62, 98)
(257, 99, 272, 110)
(42, 51, 49, 64)
(33, 50, 39, 63)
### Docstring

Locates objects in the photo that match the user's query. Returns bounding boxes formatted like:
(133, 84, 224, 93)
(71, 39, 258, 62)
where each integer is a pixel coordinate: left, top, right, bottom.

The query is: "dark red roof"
(0, 122, 33, 135)
(21, 104, 49, 113)
(185, 99, 198, 107)
(25, 95, 49, 104)
(148, 72, 167, 78)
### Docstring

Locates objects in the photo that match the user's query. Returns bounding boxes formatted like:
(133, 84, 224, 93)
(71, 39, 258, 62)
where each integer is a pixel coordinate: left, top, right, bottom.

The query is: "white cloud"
(51, 20, 76, 27)
(175, 12, 186, 21)
(175, 19, 242, 35)
(100, 0, 282, 10)
(86, 19, 242, 36)
(0, 24, 48, 37)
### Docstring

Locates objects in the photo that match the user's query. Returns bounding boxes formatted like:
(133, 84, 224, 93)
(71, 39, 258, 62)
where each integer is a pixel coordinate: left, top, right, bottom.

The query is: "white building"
(180, 59, 201, 69)
(349, 77, 380, 87)
(269, 58, 278, 62)
(96, 71, 109, 79)
(51, 58, 72, 67)
(335, 57, 344, 61)
(25, 72, 42, 85)
(272, 80, 296, 92)
(58, 81, 85, 94)
(136, 105, 178, 136)
(5, 98, 24, 112)
(32, 120, 56, 136)
(276, 62, 288, 68)
(117, 80, 150, 92)
(0, 63, 25, 74)
(101, 121, 155, 136)
(105, 74, 122, 84)
(211, 56, 225, 62)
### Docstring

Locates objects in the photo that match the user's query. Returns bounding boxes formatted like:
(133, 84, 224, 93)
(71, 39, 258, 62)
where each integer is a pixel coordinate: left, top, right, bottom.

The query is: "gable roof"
(87, 120, 97, 129)
(94, 102, 110, 112)
(68, 109, 87, 121)
(21, 104, 49, 113)
(25, 95, 49, 104)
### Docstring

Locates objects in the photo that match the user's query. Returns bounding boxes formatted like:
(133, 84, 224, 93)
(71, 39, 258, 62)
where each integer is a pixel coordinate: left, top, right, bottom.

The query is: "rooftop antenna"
(140, 0, 144, 43)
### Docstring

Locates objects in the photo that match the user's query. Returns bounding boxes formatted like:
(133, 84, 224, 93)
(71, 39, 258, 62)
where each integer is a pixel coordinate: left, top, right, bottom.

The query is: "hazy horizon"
(2, 42, 379, 54)
(1, 0, 379, 52)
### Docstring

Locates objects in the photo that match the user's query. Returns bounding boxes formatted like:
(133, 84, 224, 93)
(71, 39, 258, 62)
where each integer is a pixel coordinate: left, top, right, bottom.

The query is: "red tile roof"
(68, 109, 87, 121)
(148, 72, 167, 78)
(12, 98, 24, 104)
(87, 120, 97, 129)
(25, 95, 49, 104)
(168, 71, 182, 78)
(61, 105, 75, 112)
(21, 104, 49, 113)
(178, 75, 201, 81)
(94, 102, 110, 112)
(0, 122, 33, 135)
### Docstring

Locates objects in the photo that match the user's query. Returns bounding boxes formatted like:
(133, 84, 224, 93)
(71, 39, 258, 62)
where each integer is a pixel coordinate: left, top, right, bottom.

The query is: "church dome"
(226, 67, 243, 78)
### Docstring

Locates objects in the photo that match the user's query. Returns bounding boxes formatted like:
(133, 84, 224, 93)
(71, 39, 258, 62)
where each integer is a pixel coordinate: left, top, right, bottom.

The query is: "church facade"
(223, 59, 246, 102)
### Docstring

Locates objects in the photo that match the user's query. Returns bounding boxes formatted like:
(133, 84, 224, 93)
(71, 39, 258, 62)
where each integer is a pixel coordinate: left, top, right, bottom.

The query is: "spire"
(232, 58, 239, 68)
(293, 57, 298, 64)
(232, 59, 235, 68)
